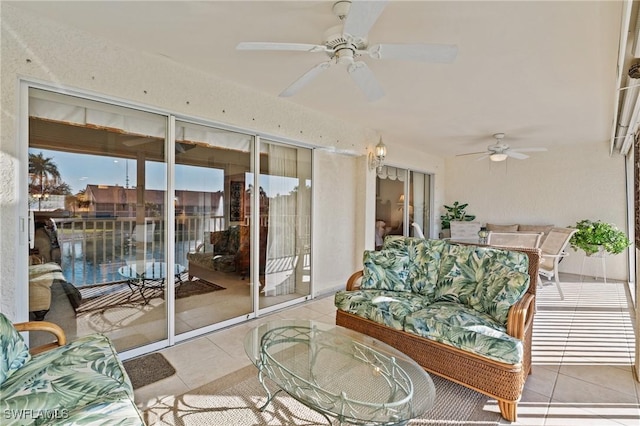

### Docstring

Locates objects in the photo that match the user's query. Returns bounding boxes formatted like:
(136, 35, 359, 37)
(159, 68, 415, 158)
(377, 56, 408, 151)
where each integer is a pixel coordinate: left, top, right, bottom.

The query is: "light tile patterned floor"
(134, 275, 639, 425)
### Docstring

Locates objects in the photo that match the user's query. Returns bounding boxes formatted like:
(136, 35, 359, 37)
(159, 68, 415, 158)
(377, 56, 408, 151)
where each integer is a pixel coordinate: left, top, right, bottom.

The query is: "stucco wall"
(444, 143, 629, 280)
(0, 4, 446, 319)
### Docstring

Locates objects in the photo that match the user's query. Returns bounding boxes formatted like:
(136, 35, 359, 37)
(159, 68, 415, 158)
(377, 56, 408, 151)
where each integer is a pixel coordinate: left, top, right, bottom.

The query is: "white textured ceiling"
(9, 1, 625, 158)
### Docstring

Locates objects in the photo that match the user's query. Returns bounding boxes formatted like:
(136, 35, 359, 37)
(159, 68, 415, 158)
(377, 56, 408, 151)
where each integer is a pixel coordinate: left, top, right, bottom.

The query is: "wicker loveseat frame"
(336, 242, 540, 422)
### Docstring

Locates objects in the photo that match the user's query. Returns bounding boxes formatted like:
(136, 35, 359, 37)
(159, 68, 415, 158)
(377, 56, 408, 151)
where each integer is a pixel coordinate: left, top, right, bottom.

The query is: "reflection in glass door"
(27, 88, 168, 352)
(259, 140, 312, 308)
(174, 121, 254, 333)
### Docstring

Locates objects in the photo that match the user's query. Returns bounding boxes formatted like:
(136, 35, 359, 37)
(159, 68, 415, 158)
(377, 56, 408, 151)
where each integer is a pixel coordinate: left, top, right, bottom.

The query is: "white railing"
(53, 214, 310, 288)
(55, 215, 224, 286)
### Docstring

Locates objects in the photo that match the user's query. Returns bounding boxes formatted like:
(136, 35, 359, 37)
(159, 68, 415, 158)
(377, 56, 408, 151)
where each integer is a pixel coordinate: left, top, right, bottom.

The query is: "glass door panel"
(258, 140, 312, 308)
(375, 166, 406, 246)
(375, 167, 432, 244)
(27, 88, 168, 352)
(174, 121, 253, 332)
(410, 171, 431, 239)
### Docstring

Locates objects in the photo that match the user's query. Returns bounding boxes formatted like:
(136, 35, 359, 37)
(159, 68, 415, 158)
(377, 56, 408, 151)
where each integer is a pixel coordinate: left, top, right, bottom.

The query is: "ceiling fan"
(457, 133, 548, 162)
(236, 0, 458, 101)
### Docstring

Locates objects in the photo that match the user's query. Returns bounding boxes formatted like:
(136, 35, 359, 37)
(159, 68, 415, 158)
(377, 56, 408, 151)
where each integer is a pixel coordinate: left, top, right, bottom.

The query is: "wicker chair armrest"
(13, 320, 67, 355)
(506, 293, 535, 340)
(346, 270, 364, 291)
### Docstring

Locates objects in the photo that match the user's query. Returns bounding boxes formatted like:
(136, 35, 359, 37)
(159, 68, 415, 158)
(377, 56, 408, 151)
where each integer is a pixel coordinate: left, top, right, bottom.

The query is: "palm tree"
(29, 152, 61, 195)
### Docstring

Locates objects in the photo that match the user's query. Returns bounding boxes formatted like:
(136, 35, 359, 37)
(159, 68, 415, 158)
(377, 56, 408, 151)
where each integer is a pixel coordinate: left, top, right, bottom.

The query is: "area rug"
(144, 364, 501, 426)
(72, 276, 225, 315)
(124, 353, 176, 389)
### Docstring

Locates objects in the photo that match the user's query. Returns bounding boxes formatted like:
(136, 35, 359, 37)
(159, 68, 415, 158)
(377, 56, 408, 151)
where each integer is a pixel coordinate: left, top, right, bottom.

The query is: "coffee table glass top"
(244, 319, 435, 425)
(117, 262, 185, 280)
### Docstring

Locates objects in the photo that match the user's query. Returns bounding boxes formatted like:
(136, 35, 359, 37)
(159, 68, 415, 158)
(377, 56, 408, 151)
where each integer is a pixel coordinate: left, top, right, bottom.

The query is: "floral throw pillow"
(0, 313, 31, 385)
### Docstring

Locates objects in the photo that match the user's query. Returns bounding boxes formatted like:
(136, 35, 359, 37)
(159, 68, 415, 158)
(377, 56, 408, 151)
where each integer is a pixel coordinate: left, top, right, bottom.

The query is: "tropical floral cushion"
(361, 249, 411, 292)
(335, 290, 427, 330)
(39, 394, 145, 426)
(381, 237, 448, 299)
(0, 333, 143, 426)
(405, 302, 524, 365)
(436, 244, 529, 324)
(0, 314, 31, 386)
(380, 235, 411, 251)
(406, 239, 447, 298)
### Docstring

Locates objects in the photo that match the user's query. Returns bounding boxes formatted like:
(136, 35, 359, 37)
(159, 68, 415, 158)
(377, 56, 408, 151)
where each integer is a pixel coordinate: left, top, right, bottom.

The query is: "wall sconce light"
(369, 138, 387, 172)
(489, 153, 508, 162)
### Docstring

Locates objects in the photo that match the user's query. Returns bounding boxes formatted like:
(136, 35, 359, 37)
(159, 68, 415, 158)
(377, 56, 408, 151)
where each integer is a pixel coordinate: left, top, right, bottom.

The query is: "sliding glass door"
(25, 85, 314, 355)
(28, 88, 168, 351)
(173, 120, 254, 333)
(259, 140, 312, 307)
(375, 166, 432, 247)
(410, 171, 431, 239)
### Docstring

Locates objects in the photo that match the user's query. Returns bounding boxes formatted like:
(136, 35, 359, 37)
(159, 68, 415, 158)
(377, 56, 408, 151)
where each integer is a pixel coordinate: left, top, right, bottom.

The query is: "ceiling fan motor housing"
(489, 143, 509, 153)
(324, 25, 366, 64)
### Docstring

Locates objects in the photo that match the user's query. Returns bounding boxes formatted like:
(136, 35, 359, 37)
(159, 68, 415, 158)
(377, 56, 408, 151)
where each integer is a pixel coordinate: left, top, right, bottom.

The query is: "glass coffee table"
(118, 261, 186, 304)
(244, 319, 435, 425)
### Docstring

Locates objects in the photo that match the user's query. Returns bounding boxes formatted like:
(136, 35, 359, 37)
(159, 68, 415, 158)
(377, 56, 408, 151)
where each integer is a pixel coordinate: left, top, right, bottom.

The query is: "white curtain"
(264, 144, 298, 296)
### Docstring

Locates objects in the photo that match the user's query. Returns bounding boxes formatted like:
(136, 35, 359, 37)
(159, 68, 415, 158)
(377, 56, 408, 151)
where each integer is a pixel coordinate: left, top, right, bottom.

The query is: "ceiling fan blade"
(236, 42, 330, 53)
(367, 43, 458, 63)
(505, 150, 529, 160)
(475, 154, 490, 161)
(343, 0, 388, 40)
(511, 147, 548, 153)
(456, 151, 487, 157)
(347, 61, 385, 101)
(279, 61, 331, 97)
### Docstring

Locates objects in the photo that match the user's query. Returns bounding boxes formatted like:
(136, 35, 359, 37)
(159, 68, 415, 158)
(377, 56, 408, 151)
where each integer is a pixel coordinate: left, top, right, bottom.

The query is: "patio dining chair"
(538, 227, 578, 300)
(487, 232, 543, 249)
(449, 221, 483, 241)
(411, 222, 426, 239)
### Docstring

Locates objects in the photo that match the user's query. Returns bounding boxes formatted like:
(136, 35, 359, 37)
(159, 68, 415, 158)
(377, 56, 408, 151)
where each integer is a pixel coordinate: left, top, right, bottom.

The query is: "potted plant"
(439, 201, 476, 238)
(569, 219, 631, 256)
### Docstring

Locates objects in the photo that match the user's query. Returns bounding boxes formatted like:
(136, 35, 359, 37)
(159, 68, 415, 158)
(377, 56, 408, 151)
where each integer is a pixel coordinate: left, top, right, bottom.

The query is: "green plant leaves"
(570, 219, 630, 256)
(440, 201, 476, 229)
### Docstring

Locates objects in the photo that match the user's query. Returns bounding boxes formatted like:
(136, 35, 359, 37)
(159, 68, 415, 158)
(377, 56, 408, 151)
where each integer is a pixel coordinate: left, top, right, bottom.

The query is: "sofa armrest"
(506, 293, 535, 340)
(346, 270, 364, 291)
(13, 320, 67, 355)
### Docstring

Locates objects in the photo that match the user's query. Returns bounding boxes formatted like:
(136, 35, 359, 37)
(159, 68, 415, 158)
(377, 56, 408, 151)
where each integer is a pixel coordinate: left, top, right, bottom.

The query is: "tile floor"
(133, 274, 640, 425)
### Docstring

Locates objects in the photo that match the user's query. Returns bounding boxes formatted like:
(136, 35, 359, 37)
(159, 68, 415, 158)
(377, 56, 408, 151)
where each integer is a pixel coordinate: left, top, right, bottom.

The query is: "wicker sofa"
(335, 236, 540, 422)
(0, 313, 145, 425)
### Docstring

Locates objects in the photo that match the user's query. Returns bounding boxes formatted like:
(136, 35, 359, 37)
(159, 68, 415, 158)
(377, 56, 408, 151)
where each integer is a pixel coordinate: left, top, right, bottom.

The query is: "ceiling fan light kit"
(236, 0, 458, 101)
(489, 153, 508, 162)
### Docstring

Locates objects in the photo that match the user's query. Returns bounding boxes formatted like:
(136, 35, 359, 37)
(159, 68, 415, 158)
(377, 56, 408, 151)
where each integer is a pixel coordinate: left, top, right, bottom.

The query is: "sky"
(31, 148, 303, 197)
(32, 148, 224, 194)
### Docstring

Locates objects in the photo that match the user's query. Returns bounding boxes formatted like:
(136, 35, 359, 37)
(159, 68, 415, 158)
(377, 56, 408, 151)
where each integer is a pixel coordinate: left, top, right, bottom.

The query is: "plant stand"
(580, 248, 607, 284)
